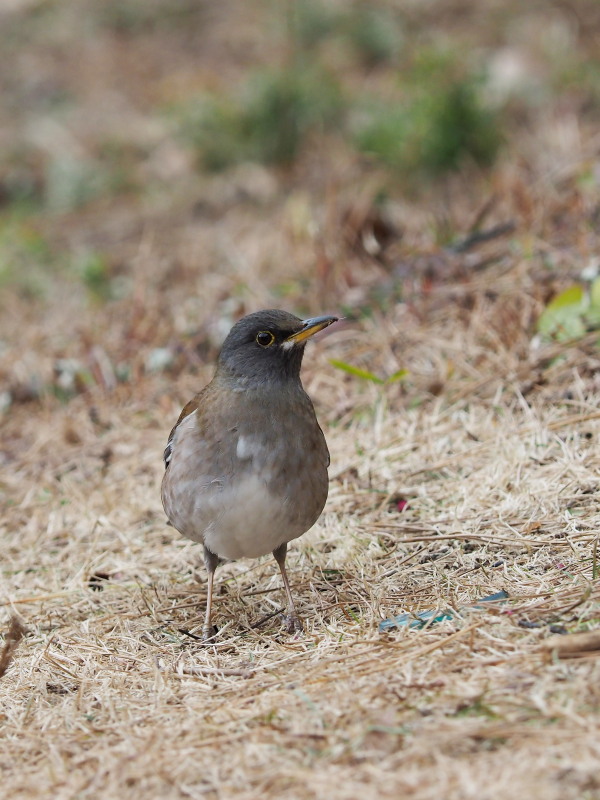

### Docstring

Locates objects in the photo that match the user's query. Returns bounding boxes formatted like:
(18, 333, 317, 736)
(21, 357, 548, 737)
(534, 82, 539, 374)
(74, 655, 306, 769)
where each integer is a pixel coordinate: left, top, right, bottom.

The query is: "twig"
(0, 591, 79, 607)
(176, 664, 255, 678)
(449, 221, 517, 253)
(251, 608, 285, 629)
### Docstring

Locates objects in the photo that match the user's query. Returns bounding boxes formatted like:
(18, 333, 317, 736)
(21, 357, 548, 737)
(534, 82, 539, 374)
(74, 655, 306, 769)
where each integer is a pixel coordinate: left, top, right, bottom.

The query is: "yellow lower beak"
(285, 315, 338, 345)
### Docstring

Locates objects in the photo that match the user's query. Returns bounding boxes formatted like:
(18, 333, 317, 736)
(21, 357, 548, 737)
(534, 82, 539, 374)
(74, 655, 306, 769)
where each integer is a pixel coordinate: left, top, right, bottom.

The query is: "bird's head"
(217, 309, 338, 386)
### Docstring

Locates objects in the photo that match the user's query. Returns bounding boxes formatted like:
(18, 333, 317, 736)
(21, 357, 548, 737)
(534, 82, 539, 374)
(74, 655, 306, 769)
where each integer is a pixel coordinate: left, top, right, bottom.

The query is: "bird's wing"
(163, 395, 201, 469)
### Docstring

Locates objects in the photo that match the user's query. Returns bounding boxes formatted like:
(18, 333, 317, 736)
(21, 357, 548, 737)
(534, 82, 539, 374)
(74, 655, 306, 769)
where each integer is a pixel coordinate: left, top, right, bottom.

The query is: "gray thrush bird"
(161, 309, 338, 638)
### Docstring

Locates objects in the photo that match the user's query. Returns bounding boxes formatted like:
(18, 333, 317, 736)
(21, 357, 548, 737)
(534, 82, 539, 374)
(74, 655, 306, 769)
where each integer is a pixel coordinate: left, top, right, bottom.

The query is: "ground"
(1, 1, 600, 798)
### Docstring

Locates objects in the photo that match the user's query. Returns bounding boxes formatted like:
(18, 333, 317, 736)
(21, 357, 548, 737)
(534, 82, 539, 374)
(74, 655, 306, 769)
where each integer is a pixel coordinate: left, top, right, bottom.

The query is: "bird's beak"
(285, 315, 339, 345)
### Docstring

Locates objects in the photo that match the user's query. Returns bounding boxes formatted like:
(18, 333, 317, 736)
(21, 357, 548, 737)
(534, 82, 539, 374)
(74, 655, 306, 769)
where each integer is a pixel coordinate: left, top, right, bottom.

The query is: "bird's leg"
(202, 546, 220, 640)
(273, 543, 303, 633)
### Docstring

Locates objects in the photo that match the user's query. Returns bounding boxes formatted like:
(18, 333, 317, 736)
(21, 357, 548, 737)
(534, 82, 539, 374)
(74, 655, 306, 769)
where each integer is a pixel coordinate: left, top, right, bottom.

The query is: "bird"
(161, 309, 338, 639)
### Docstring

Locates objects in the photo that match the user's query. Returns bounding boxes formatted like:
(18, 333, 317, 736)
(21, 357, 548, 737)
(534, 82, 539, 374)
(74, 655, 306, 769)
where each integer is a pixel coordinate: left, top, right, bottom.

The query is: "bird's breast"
(161, 397, 329, 560)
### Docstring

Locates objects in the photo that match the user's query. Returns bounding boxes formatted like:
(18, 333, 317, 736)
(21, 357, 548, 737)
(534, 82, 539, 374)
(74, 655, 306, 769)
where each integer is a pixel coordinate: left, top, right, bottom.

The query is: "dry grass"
(2, 1, 600, 798)
(3, 262, 600, 799)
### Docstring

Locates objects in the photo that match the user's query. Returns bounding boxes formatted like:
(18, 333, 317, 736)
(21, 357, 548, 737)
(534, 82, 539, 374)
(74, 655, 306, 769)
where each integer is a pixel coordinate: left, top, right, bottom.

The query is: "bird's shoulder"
(163, 386, 209, 468)
(163, 379, 244, 469)
(163, 379, 329, 471)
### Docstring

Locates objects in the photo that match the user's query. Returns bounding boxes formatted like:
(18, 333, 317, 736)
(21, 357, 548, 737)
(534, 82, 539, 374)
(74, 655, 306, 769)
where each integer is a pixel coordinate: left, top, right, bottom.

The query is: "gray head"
(217, 309, 338, 385)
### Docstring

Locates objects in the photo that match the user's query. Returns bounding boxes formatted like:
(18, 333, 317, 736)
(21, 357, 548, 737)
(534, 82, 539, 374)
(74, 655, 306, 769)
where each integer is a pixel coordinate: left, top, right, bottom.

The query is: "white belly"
(203, 473, 298, 560)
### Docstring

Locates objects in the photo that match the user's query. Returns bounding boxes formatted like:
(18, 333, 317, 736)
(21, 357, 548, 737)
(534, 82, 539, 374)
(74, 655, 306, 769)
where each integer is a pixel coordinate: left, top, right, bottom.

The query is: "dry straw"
(2, 4, 600, 796)
(3, 280, 600, 798)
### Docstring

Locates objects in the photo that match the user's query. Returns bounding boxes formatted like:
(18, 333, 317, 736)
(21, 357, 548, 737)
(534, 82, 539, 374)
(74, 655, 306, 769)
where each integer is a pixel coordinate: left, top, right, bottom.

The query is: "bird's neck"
(214, 364, 304, 395)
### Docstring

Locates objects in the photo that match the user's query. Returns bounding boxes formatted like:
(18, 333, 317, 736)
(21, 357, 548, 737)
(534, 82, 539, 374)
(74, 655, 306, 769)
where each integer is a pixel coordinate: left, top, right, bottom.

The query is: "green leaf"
(538, 308, 586, 341)
(329, 359, 384, 384)
(385, 368, 409, 384)
(545, 285, 585, 311)
(584, 306, 600, 328)
(591, 277, 600, 309)
(537, 284, 588, 341)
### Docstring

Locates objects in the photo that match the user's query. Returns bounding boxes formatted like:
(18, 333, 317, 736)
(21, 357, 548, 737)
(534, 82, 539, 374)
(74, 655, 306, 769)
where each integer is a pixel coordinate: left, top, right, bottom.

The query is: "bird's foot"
(202, 624, 218, 642)
(284, 613, 304, 634)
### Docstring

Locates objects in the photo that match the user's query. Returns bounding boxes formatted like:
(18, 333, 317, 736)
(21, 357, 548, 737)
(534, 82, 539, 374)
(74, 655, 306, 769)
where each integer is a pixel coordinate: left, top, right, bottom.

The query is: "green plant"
(417, 80, 501, 172)
(44, 155, 107, 213)
(289, 0, 338, 49)
(0, 216, 55, 299)
(344, 4, 402, 67)
(75, 251, 114, 302)
(537, 281, 600, 341)
(97, 0, 200, 34)
(330, 359, 407, 385)
(182, 66, 343, 171)
(355, 105, 410, 171)
(355, 55, 502, 178)
(0, 148, 43, 210)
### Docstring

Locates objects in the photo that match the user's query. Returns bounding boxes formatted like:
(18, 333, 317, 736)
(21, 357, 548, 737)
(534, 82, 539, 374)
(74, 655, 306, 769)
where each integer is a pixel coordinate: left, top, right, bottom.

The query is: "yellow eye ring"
(256, 330, 275, 347)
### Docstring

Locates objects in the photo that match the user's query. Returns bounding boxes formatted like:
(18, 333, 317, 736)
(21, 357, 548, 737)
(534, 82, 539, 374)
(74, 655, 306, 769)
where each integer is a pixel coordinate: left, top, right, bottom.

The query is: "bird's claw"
(284, 613, 304, 634)
(202, 625, 218, 642)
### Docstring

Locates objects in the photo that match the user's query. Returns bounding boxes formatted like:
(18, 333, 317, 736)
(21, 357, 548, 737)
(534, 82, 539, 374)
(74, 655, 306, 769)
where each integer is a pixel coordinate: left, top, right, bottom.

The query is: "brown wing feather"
(163, 395, 202, 468)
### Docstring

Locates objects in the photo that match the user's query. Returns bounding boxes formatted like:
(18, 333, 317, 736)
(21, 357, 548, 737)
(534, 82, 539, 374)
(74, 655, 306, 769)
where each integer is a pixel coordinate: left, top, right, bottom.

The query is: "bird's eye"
(255, 330, 275, 348)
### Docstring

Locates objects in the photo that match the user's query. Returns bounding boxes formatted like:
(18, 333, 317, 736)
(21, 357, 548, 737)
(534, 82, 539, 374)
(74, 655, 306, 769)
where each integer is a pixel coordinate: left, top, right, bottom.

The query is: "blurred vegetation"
(0, 215, 62, 299)
(355, 54, 502, 177)
(537, 282, 600, 342)
(177, 5, 498, 176)
(75, 251, 115, 302)
(96, 0, 202, 33)
(2, 0, 597, 216)
(342, 3, 402, 67)
(0, 0, 599, 333)
(180, 65, 344, 170)
(287, 0, 402, 64)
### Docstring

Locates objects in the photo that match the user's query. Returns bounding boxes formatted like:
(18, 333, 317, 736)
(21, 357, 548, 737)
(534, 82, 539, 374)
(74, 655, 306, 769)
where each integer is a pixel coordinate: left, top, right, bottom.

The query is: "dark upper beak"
(285, 315, 339, 345)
